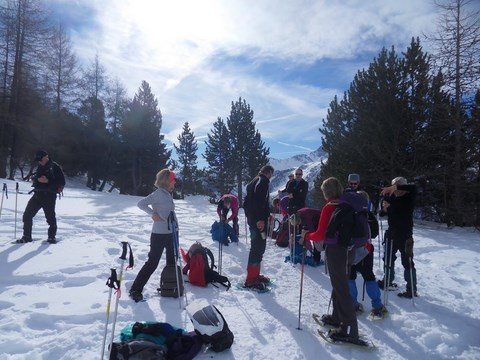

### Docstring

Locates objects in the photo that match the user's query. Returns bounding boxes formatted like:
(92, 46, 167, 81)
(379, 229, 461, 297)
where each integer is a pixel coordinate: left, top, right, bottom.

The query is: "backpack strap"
(204, 247, 216, 270)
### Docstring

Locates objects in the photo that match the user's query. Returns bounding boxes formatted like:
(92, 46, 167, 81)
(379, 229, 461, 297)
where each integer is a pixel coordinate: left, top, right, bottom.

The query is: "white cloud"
(50, 0, 439, 159)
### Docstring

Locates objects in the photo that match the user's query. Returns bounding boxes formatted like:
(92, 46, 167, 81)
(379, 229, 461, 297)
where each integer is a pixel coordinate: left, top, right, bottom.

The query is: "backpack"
(120, 321, 182, 345)
(210, 221, 238, 244)
(117, 322, 202, 360)
(109, 339, 167, 360)
(325, 192, 369, 250)
(268, 216, 281, 239)
(186, 299, 234, 352)
(181, 243, 231, 289)
(274, 221, 290, 247)
(158, 265, 184, 298)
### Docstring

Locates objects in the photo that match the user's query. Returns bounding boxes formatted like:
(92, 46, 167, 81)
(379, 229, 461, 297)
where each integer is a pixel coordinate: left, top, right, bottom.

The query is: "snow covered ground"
(0, 177, 479, 360)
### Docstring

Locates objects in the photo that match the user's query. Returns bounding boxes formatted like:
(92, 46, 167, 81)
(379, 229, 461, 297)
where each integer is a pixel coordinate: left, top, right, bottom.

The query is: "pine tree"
(227, 97, 269, 202)
(204, 117, 235, 196)
(120, 81, 171, 195)
(77, 96, 108, 190)
(175, 122, 198, 196)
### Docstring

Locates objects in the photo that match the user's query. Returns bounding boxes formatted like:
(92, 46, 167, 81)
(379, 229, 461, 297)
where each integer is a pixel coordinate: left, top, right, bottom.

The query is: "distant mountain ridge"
(268, 147, 326, 196)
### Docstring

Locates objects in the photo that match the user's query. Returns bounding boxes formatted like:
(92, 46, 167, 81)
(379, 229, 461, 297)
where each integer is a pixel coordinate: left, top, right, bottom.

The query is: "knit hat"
(348, 173, 360, 184)
(391, 177, 407, 186)
(34, 150, 48, 161)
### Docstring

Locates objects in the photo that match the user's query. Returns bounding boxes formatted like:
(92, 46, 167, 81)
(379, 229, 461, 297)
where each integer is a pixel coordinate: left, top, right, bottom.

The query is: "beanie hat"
(392, 177, 407, 186)
(34, 150, 48, 161)
(348, 173, 360, 183)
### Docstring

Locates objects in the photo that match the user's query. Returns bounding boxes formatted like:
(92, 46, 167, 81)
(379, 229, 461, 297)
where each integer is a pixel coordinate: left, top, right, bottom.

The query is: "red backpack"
(182, 243, 230, 289)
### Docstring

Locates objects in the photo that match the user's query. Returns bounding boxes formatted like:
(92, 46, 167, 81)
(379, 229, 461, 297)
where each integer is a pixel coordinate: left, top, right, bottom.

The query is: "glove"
(305, 240, 313, 251)
(405, 238, 414, 258)
(313, 240, 324, 252)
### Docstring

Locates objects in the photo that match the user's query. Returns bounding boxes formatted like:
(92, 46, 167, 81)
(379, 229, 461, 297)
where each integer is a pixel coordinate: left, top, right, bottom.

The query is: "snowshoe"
(397, 290, 418, 298)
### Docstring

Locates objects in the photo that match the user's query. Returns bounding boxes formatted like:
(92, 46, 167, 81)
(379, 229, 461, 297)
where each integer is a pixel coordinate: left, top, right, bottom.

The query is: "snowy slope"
(0, 178, 479, 360)
(268, 147, 325, 194)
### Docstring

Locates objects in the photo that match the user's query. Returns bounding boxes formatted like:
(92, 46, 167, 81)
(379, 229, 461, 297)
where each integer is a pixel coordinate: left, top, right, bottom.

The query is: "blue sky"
(47, 0, 440, 164)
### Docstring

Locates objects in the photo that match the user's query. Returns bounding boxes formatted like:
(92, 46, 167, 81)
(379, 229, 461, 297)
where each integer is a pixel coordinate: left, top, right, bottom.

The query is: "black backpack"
(109, 339, 167, 359)
(274, 221, 290, 247)
(325, 192, 369, 248)
(158, 265, 184, 298)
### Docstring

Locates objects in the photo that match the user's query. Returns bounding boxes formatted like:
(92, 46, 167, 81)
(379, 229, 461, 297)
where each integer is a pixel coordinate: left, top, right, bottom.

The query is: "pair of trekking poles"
(0, 182, 21, 244)
(100, 241, 134, 360)
(170, 212, 188, 309)
(378, 196, 415, 306)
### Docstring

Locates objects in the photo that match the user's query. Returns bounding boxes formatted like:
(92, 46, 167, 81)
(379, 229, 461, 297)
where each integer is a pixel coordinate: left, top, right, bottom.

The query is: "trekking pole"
(14, 182, 19, 239)
(362, 280, 366, 301)
(382, 234, 388, 306)
(384, 237, 394, 305)
(218, 215, 223, 275)
(101, 268, 119, 360)
(409, 257, 415, 307)
(297, 234, 307, 330)
(377, 196, 384, 269)
(244, 213, 248, 244)
(171, 216, 184, 309)
(107, 241, 133, 358)
(0, 183, 7, 219)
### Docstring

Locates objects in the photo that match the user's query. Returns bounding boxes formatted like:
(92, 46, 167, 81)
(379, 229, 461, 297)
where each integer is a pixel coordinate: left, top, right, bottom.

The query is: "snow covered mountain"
(268, 147, 326, 199)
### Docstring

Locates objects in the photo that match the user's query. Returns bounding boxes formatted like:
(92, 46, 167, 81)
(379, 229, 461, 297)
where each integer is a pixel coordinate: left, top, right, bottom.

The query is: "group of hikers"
(241, 166, 417, 344)
(124, 164, 417, 344)
(17, 150, 417, 345)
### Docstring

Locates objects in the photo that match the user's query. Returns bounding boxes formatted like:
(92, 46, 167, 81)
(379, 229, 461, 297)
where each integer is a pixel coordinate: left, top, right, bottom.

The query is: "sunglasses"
(295, 173, 303, 176)
(349, 182, 358, 186)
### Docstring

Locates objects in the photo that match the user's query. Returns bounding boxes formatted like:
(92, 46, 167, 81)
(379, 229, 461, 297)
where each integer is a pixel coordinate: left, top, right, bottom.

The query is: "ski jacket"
(137, 188, 176, 234)
(216, 194, 239, 221)
(286, 178, 308, 210)
(381, 184, 417, 239)
(32, 159, 65, 194)
(245, 174, 270, 227)
(305, 197, 338, 243)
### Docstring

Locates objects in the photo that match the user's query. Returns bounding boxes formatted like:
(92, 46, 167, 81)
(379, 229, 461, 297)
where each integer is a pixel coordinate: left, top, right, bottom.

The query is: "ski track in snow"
(0, 178, 479, 359)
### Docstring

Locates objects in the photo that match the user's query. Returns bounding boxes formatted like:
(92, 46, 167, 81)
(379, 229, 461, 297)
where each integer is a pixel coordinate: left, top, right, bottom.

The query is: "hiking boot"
(257, 274, 271, 285)
(377, 279, 398, 290)
(47, 237, 57, 244)
(244, 278, 267, 291)
(354, 303, 364, 313)
(129, 290, 143, 303)
(16, 236, 32, 243)
(320, 314, 340, 327)
(398, 290, 418, 298)
(327, 328, 351, 341)
(371, 305, 388, 317)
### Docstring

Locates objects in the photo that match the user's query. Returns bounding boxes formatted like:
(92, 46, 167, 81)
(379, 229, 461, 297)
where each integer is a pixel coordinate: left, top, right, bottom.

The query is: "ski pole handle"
(119, 241, 134, 268)
(120, 242, 128, 260)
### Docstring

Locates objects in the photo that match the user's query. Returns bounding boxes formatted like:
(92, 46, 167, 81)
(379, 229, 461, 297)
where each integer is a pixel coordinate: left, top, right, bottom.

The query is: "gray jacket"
(137, 188, 176, 234)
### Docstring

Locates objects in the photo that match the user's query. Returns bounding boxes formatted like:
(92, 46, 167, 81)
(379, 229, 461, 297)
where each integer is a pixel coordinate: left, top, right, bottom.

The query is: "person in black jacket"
(378, 177, 418, 298)
(243, 165, 274, 290)
(286, 168, 308, 215)
(17, 150, 65, 244)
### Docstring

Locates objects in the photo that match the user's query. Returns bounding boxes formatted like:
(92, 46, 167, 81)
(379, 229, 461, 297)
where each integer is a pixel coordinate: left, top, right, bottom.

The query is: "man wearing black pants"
(379, 177, 418, 298)
(243, 165, 274, 290)
(18, 150, 65, 244)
